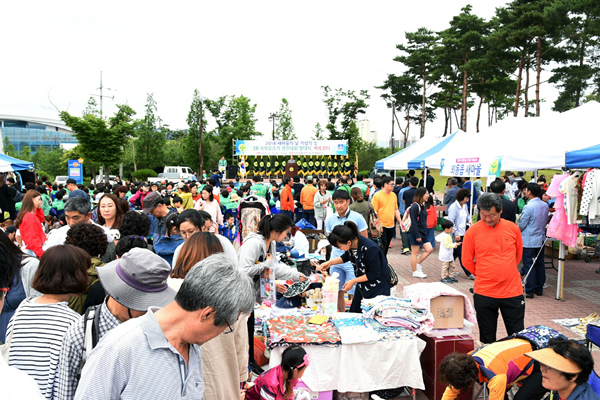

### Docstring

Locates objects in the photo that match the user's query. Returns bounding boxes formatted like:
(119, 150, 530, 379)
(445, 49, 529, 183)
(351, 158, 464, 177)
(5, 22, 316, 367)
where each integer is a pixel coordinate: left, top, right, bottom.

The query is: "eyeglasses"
(224, 320, 234, 334)
(0, 287, 10, 299)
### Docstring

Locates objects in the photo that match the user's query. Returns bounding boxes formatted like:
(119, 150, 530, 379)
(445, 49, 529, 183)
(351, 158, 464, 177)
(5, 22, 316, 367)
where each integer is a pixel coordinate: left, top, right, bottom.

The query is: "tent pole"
(556, 243, 565, 301)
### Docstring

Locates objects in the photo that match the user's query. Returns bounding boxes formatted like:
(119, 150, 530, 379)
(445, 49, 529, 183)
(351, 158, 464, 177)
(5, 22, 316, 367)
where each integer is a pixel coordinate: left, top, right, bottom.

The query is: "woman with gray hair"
(75, 252, 255, 399)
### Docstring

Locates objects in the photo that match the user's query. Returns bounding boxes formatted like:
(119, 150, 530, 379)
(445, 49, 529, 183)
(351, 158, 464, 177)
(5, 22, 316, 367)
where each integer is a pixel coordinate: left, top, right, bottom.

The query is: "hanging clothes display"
(580, 169, 600, 224)
(561, 173, 580, 225)
(547, 174, 579, 247)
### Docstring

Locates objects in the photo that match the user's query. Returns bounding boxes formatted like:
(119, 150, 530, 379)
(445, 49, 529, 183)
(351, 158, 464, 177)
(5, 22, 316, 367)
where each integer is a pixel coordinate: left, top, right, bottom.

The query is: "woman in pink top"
(15, 190, 46, 257)
(195, 184, 222, 232)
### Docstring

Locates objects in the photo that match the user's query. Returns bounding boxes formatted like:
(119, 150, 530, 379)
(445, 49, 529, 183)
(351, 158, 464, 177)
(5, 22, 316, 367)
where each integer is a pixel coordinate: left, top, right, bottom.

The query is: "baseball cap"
(142, 191, 163, 215)
(140, 182, 150, 187)
(97, 248, 176, 311)
(5, 225, 16, 235)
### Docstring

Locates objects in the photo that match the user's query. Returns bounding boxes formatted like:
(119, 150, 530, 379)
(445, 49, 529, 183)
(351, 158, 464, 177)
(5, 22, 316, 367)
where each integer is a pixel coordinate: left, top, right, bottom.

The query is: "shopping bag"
(295, 218, 316, 230)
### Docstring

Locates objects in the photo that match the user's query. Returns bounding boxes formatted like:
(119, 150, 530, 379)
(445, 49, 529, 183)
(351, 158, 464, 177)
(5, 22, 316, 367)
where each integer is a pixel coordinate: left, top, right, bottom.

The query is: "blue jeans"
(303, 209, 316, 229)
(522, 247, 545, 294)
(281, 210, 295, 222)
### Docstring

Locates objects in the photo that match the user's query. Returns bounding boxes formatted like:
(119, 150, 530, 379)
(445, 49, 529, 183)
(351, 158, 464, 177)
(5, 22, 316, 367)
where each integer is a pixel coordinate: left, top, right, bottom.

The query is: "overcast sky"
(2, 0, 559, 145)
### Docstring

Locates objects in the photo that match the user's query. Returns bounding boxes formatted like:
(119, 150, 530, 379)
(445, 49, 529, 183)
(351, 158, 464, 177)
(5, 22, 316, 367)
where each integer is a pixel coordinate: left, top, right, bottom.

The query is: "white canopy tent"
(375, 135, 449, 170)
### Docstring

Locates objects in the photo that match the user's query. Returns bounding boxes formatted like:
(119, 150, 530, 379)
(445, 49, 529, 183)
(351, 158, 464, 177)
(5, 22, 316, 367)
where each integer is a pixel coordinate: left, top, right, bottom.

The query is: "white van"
(148, 166, 195, 183)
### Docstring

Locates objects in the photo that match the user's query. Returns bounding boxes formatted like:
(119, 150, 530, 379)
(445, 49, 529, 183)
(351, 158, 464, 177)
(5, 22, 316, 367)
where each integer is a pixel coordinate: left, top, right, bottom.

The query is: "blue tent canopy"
(0, 153, 34, 171)
(566, 143, 600, 169)
(407, 132, 457, 169)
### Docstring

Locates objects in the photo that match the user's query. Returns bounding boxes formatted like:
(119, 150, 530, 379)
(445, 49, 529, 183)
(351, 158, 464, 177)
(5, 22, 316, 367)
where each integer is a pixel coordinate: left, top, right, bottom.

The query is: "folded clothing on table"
(332, 316, 380, 345)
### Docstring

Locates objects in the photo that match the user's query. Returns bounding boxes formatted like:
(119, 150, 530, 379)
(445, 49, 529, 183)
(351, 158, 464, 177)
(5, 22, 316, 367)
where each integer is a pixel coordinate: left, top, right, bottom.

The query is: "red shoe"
(388, 243, 392, 248)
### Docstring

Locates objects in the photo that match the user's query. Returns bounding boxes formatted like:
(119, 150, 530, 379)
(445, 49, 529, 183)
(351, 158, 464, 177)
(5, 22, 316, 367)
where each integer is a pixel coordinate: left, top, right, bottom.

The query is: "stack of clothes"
(361, 296, 434, 338)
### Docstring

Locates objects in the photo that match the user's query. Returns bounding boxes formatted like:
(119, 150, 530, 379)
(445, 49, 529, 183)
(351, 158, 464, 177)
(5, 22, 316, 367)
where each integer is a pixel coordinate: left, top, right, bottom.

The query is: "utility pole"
(269, 112, 280, 141)
(90, 72, 116, 182)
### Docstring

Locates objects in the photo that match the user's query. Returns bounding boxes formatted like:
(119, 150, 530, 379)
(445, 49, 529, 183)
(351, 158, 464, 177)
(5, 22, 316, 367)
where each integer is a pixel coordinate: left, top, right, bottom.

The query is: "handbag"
(1, 305, 23, 363)
(367, 202, 383, 239)
(388, 263, 398, 287)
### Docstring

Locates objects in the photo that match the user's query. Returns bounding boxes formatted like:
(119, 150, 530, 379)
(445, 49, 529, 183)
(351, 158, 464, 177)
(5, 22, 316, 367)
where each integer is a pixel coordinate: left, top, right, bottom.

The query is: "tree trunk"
(104, 164, 110, 184)
(525, 54, 530, 117)
(476, 90, 485, 133)
(132, 140, 137, 171)
(461, 56, 469, 132)
(536, 34, 542, 116)
(443, 106, 449, 136)
(488, 101, 491, 127)
(421, 67, 426, 138)
(576, 34, 586, 108)
(454, 108, 460, 131)
(514, 47, 526, 117)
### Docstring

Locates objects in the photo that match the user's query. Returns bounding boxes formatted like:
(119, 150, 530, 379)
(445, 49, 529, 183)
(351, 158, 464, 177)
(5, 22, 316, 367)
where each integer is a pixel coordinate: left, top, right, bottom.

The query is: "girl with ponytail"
(246, 345, 309, 400)
(153, 212, 184, 266)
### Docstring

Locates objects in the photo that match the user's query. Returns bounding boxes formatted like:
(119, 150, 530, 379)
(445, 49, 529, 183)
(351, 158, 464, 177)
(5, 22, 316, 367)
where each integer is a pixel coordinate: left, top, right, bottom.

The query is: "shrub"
(131, 169, 157, 182)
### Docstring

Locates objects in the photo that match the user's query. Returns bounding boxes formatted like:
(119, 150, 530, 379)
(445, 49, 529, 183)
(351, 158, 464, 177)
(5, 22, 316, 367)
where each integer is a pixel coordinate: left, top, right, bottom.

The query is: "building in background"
(356, 119, 378, 143)
(0, 115, 77, 154)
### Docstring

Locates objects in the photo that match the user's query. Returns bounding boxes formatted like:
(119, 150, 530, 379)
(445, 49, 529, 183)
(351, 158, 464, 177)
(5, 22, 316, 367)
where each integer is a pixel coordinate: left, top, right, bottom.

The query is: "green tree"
(311, 123, 326, 140)
(274, 98, 296, 140)
(2, 137, 16, 157)
(438, 5, 490, 132)
(394, 27, 439, 137)
(204, 95, 260, 164)
(18, 146, 32, 162)
(550, 0, 600, 111)
(32, 146, 65, 177)
(321, 86, 369, 156)
(183, 90, 213, 173)
(60, 104, 136, 183)
(377, 73, 422, 148)
(357, 141, 392, 174)
(134, 93, 166, 170)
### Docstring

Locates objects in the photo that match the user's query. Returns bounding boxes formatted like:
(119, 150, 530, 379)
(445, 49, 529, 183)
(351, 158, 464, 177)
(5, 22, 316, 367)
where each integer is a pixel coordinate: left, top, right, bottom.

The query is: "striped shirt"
(74, 307, 205, 400)
(6, 298, 79, 398)
(53, 299, 121, 400)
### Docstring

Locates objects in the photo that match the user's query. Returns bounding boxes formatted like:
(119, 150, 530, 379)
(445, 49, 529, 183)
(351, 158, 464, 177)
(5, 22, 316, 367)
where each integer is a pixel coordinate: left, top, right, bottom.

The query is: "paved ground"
(384, 232, 600, 400)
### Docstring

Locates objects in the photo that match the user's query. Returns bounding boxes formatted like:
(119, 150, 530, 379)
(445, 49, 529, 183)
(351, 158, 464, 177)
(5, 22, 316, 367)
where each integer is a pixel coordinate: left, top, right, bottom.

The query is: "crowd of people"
(0, 165, 597, 400)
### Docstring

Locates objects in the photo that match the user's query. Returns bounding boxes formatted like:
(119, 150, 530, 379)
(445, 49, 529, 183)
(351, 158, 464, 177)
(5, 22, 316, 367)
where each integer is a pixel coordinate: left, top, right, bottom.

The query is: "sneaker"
(417, 263, 423, 272)
(450, 277, 458, 283)
(468, 274, 475, 280)
(453, 272, 460, 277)
(402, 248, 410, 254)
(441, 277, 453, 283)
(389, 242, 392, 248)
(413, 270, 427, 279)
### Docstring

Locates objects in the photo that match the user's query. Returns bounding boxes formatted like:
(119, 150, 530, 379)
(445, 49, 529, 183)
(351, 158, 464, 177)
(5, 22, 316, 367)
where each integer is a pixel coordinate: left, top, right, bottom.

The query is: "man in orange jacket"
(280, 177, 295, 222)
(462, 193, 524, 344)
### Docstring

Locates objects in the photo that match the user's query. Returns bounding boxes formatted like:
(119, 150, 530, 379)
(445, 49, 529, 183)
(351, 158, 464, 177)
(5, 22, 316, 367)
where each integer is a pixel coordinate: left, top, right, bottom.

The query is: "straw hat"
(525, 348, 583, 374)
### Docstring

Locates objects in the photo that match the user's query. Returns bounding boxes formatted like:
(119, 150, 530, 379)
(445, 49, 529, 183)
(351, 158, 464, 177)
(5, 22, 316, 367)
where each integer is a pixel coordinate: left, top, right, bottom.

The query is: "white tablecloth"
(268, 337, 426, 393)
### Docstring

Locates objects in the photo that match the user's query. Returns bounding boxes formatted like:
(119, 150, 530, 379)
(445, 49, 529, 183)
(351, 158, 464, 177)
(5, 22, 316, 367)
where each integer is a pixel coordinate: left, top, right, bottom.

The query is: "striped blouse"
(6, 298, 79, 398)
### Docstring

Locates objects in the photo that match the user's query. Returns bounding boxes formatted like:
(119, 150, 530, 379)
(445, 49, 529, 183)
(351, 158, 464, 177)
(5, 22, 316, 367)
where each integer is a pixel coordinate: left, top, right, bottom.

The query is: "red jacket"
(20, 208, 46, 257)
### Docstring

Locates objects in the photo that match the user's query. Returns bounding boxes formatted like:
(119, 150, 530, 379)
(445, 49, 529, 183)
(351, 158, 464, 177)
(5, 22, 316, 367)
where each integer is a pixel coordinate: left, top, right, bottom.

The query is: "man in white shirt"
(44, 197, 113, 251)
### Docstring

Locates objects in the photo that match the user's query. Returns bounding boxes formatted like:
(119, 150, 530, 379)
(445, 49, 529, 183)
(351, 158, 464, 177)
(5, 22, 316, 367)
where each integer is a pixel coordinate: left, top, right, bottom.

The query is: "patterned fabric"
(501, 325, 567, 351)
(282, 281, 311, 298)
(332, 316, 380, 345)
(265, 316, 341, 349)
(365, 319, 416, 342)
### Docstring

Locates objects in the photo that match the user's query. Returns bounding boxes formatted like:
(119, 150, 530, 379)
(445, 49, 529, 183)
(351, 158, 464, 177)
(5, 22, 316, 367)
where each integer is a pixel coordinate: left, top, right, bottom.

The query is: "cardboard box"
(294, 380, 333, 400)
(430, 296, 464, 329)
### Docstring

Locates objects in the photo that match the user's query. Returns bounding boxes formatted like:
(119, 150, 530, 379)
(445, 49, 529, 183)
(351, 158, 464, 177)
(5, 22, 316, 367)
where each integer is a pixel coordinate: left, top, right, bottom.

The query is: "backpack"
(76, 305, 101, 380)
(400, 203, 420, 233)
(367, 202, 383, 239)
(238, 195, 271, 243)
(9, 186, 22, 203)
